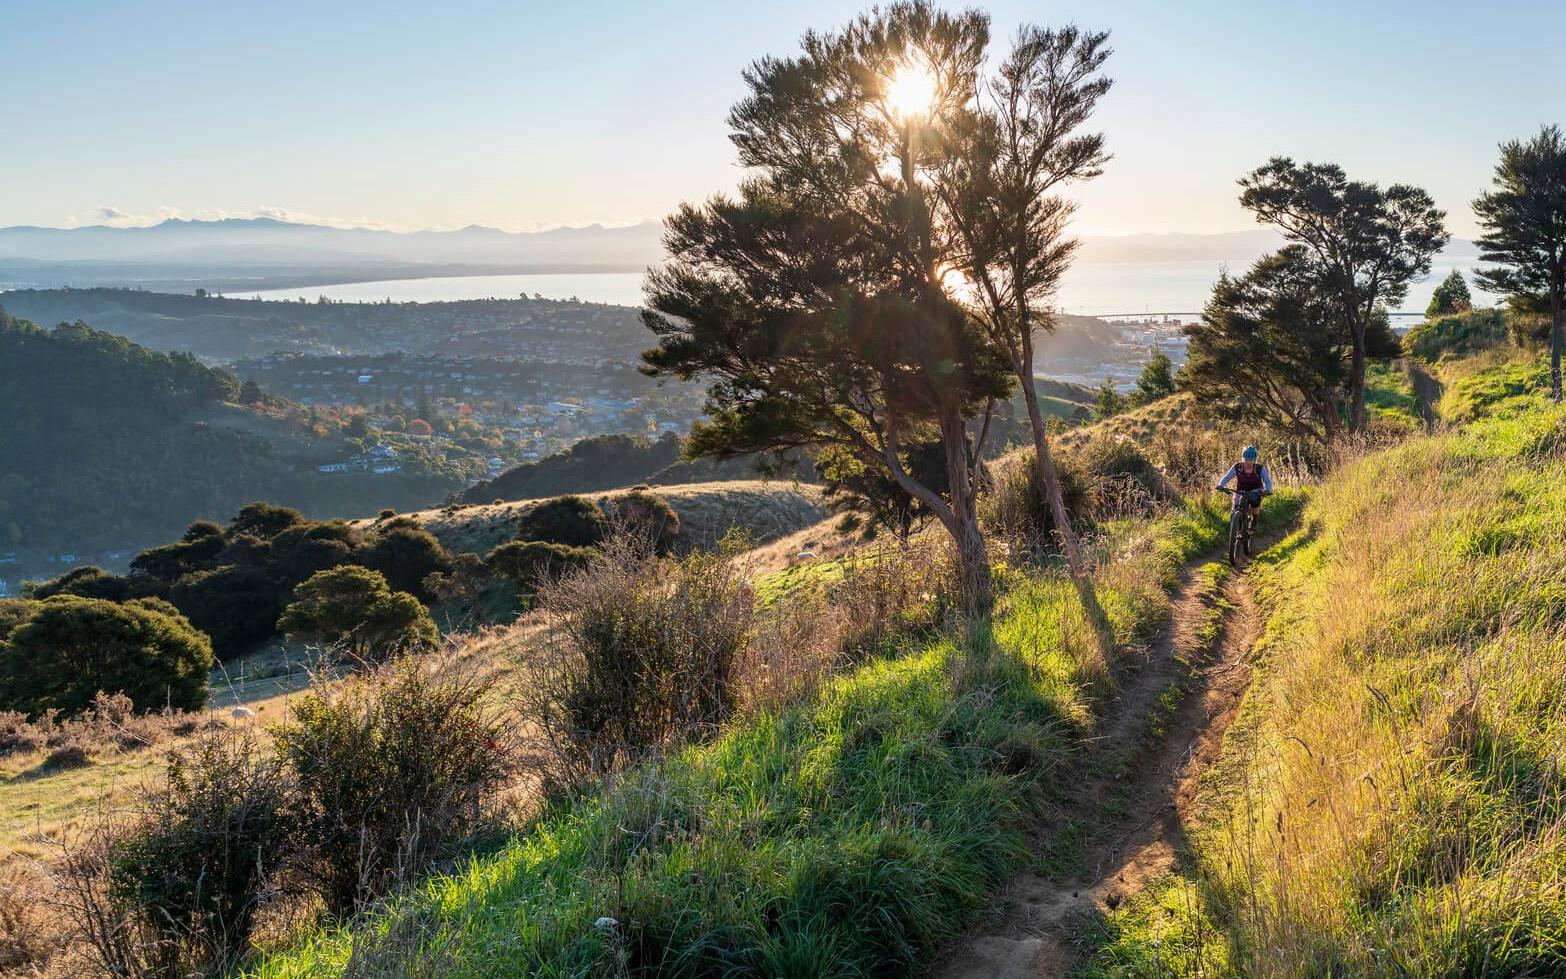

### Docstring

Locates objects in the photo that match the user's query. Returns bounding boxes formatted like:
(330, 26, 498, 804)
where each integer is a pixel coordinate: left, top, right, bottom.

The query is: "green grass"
(1076, 353, 1566, 977)
(1402, 308, 1511, 363)
(248, 495, 1302, 978)
(1364, 361, 1422, 432)
(1439, 353, 1551, 424)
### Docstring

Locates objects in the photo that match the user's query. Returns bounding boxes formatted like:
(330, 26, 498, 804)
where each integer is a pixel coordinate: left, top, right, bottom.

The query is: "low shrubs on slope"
(1082, 356, 1566, 977)
(250, 495, 1301, 978)
(1402, 307, 1511, 362)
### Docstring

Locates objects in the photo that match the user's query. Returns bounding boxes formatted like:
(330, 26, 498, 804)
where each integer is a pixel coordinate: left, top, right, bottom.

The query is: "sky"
(5, 0, 1562, 239)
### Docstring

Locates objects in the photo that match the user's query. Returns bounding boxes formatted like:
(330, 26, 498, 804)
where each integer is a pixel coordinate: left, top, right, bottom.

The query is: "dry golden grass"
(1081, 354, 1566, 977)
(354, 479, 828, 556)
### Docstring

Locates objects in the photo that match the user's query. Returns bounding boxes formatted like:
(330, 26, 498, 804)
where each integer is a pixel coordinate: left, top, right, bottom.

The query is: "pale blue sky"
(4, 0, 1561, 237)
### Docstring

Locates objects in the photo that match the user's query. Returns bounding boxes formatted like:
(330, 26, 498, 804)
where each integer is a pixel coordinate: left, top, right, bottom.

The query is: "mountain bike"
(1219, 487, 1267, 565)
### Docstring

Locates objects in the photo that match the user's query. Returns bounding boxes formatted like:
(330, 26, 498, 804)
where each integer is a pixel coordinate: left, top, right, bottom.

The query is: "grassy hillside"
(250, 493, 1299, 978)
(1080, 351, 1566, 976)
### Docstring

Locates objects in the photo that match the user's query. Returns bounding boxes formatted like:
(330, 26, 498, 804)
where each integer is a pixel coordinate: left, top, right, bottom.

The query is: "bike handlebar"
(1215, 486, 1271, 495)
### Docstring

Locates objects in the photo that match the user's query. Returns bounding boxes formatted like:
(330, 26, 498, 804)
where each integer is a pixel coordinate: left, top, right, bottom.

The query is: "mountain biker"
(1216, 445, 1272, 517)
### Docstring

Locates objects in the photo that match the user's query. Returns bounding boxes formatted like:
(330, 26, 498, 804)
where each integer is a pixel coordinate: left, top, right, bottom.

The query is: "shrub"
(277, 566, 437, 664)
(1069, 435, 1176, 519)
(486, 540, 596, 593)
(1403, 307, 1510, 361)
(130, 534, 226, 583)
(169, 565, 282, 661)
(29, 565, 133, 601)
(522, 536, 753, 789)
(0, 598, 36, 643)
(271, 657, 516, 915)
(1132, 350, 1176, 405)
(605, 489, 681, 552)
(514, 494, 607, 548)
(0, 596, 211, 716)
(0, 863, 52, 973)
(103, 728, 293, 974)
(356, 523, 451, 601)
(980, 450, 1090, 559)
(229, 501, 306, 539)
(265, 520, 355, 588)
(421, 553, 491, 623)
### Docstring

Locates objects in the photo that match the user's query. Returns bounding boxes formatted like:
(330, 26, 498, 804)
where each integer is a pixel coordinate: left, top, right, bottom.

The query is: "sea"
(239, 257, 1487, 319)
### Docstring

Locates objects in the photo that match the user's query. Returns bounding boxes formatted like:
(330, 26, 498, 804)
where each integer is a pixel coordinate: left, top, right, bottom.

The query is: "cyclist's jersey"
(1219, 462, 1272, 493)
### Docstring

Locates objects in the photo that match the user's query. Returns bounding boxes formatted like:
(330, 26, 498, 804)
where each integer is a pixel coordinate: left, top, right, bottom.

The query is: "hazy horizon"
(8, 0, 1564, 241)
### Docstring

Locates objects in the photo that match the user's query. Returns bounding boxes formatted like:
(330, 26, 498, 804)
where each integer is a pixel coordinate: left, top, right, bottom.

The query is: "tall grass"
(1082, 356, 1566, 977)
(246, 496, 1284, 978)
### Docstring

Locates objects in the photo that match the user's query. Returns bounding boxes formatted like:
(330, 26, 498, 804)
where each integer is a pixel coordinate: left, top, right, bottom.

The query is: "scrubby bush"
(356, 523, 450, 601)
(1132, 351, 1176, 405)
(1404, 307, 1510, 361)
(29, 565, 133, 601)
(169, 565, 281, 662)
(277, 566, 436, 664)
(104, 729, 293, 974)
(1069, 435, 1177, 519)
(130, 535, 226, 584)
(522, 536, 753, 789)
(421, 553, 491, 623)
(228, 501, 305, 539)
(605, 489, 681, 552)
(0, 596, 211, 716)
(264, 521, 355, 588)
(980, 451, 1091, 559)
(486, 540, 597, 594)
(514, 494, 607, 548)
(272, 657, 516, 915)
(0, 599, 36, 643)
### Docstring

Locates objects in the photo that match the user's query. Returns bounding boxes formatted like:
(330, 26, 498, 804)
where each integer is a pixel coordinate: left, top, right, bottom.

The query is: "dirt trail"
(930, 549, 1269, 979)
(1404, 358, 1444, 431)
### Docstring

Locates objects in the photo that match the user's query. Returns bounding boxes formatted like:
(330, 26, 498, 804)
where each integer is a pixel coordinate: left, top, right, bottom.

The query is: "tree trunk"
(1348, 319, 1368, 433)
(953, 507, 993, 616)
(1020, 376, 1114, 660)
(1551, 290, 1563, 403)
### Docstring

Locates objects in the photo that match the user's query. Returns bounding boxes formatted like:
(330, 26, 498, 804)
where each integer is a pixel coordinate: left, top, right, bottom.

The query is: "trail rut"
(930, 546, 1270, 979)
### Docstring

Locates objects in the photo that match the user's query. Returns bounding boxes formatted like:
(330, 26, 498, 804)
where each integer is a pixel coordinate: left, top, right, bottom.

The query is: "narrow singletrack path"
(930, 541, 1275, 979)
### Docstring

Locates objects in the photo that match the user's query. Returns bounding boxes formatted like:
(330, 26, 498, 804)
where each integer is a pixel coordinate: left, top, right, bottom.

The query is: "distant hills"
(0, 311, 467, 561)
(0, 217, 1483, 294)
(0, 217, 664, 268)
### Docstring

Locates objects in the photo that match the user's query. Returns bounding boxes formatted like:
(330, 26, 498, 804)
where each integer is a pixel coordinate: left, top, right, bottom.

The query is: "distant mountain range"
(0, 217, 1481, 293)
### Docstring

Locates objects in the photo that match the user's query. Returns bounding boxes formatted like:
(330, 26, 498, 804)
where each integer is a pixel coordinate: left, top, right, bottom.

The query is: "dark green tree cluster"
(33, 502, 453, 666)
(1180, 160, 1446, 443)
(460, 434, 685, 503)
(1473, 125, 1566, 401)
(1234, 159, 1448, 433)
(1094, 379, 1128, 420)
(1183, 248, 1395, 444)
(277, 566, 437, 664)
(1132, 352, 1177, 405)
(0, 595, 211, 716)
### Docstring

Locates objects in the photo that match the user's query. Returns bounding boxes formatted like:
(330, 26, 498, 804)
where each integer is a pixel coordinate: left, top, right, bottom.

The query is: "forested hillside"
(0, 312, 463, 555)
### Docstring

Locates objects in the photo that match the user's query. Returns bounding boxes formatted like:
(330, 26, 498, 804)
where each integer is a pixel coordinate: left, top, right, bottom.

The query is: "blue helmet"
(1241, 445, 1259, 461)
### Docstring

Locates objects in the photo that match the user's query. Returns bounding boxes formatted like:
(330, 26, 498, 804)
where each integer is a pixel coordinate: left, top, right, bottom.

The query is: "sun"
(883, 60, 938, 121)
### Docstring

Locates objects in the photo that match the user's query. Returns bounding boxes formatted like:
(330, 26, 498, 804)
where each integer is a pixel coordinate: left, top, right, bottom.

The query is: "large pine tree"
(1473, 125, 1566, 402)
